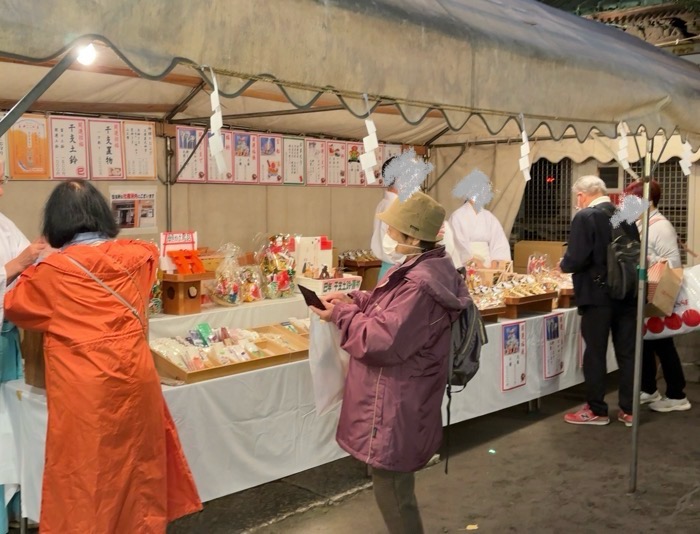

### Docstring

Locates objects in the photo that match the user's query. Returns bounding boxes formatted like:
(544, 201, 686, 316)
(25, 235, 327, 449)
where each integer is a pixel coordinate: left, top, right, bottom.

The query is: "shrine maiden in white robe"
(0, 212, 30, 325)
(448, 202, 511, 266)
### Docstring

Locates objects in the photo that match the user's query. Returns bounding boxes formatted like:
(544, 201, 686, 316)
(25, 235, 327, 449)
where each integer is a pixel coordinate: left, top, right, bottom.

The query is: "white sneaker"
(649, 397, 692, 413)
(640, 390, 662, 404)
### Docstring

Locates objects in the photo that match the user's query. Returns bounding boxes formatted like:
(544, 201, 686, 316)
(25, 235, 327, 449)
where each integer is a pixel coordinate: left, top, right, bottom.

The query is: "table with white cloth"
(1, 306, 618, 521)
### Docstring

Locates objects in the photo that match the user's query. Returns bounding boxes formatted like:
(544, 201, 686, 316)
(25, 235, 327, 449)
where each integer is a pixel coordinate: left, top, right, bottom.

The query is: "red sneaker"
(617, 410, 633, 427)
(564, 404, 610, 426)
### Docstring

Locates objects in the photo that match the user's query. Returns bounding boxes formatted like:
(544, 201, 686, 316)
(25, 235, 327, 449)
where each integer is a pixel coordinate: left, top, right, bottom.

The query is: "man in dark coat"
(560, 175, 639, 427)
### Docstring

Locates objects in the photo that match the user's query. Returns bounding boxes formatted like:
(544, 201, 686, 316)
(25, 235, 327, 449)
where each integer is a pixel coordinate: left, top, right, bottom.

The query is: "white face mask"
(382, 233, 406, 264)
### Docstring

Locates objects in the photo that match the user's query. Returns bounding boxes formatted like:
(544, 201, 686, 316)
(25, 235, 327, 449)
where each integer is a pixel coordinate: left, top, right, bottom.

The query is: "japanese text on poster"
(346, 142, 367, 186)
(502, 321, 527, 391)
(207, 130, 234, 182)
(233, 132, 258, 183)
(8, 114, 50, 179)
(369, 144, 402, 187)
(50, 117, 89, 179)
(327, 141, 347, 186)
(305, 139, 327, 186)
(124, 121, 157, 180)
(176, 126, 207, 182)
(543, 314, 565, 379)
(283, 137, 305, 185)
(109, 186, 157, 235)
(258, 135, 283, 185)
(89, 119, 125, 180)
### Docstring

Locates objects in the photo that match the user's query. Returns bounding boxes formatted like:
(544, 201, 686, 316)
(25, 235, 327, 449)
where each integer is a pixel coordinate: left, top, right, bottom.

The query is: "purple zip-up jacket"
(330, 246, 471, 472)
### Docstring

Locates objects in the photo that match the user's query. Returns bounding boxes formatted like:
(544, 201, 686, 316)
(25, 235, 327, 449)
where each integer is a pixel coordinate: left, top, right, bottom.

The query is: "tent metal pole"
(629, 138, 653, 494)
(173, 127, 210, 182)
(0, 46, 81, 138)
(165, 137, 173, 231)
(425, 145, 467, 192)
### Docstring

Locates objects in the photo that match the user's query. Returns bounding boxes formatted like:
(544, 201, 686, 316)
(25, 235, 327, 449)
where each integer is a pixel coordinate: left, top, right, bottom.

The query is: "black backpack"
(595, 205, 640, 300)
(444, 273, 488, 473)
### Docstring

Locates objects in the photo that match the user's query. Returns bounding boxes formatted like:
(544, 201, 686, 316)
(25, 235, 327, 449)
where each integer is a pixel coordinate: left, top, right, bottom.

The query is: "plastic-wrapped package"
(256, 233, 297, 299)
(212, 243, 242, 306)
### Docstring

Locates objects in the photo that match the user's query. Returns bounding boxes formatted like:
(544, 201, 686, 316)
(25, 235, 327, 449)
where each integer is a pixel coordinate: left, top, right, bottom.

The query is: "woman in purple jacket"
(311, 192, 470, 533)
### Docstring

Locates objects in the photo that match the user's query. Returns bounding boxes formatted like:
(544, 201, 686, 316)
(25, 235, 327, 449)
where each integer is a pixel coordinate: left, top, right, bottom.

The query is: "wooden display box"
(503, 292, 558, 319)
(161, 272, 215, 315)
(558, 288, 576, 309)
(479, 306, 507, 323)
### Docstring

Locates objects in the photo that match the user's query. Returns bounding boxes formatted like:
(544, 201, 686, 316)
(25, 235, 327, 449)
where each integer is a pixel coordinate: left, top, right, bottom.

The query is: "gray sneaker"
(640, 390, 662, 404)
(649, 397, 691, 413)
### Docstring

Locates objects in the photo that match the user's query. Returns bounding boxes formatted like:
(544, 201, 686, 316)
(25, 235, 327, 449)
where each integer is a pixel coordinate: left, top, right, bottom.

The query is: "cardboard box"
(645, 266, 683, 317)
(514, 241, 568, 274)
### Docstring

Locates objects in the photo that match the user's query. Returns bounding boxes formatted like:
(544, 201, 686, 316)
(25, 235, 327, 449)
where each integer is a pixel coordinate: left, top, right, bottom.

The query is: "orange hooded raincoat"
(4, 239, 202, 533)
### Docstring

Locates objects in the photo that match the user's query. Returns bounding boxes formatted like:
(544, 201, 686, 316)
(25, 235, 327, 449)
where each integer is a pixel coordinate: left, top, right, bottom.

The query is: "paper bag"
(21, 330, 46, 389)
(308, 314, 350, 416)
(645, 264, 683, 318)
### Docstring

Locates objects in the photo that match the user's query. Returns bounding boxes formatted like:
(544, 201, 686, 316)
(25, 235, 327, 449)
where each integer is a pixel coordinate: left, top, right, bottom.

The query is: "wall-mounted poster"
(369, 143, 403, 187)
(346, 142, 367, 187)
(258, 134, 283, 185)
(543, 313, 565, 379)
(326, 141, 347, 186)
(176, 126, 207, 182)
(124, 121, 157, 180)
(305, 139, 327, 186)
(0, 113, 7, 179)
(8, 114, 50, 180)
(207, 130, 234, 183)
(283, 137, 305, 185)
(233, 132, 259, 184)
(502, 321, 527, 391)
(109, 186, 157, 235)
(89, 119, 125, 180)
(50, 117, 89, 180)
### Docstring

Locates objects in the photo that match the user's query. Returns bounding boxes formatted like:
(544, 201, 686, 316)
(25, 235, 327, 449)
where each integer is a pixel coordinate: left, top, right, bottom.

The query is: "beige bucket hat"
(377, 192, 445, 243)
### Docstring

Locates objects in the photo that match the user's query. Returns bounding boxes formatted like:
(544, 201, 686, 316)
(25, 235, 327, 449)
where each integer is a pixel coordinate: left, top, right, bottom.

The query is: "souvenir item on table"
(339, 249, 379, 263)
(212, 243, 243, 307)
(300, 262, 344, 280)
(238, 266, 264, 302)
(496, 275, 554, 298)
(257, 233, 296, 299)
(527, 253, 551, 275)
(148, 269, 163, 316)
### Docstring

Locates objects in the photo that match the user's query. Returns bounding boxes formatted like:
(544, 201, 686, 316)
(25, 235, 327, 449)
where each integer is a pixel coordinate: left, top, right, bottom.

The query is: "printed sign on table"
(543, 313, 565, 379)
(346, 142, 367, 187)
(50, 117, 89, 179)
(8, 114, 50, 179)
(327, 141, 347, 186)
(233, 132, 259, 184)
(124, 121, 157, 180)
(502, 321, 527, 391)
(258, 135, 283, 185)
(109, 186, 157, 235)
(176, 126, 207, 182)
(207, 130, 234, 183)
(159, 231, 197, 273)
(283, 137, 305, 185)
(89, 119, 125, 180)
(306, 139, 327, 186)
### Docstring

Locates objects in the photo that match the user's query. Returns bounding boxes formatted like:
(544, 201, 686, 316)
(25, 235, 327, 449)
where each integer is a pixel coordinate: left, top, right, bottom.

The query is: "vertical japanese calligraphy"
(176, 126, 207, 182)
(207, 130, 234, 183)
(233, 132, 259, 184)
(89, 119, 125, 180)
(50, 117, 89, 179)
(258, 135, 283, 185)
(326, 141, 347, 186)
(283, 138, 305, 185)
(124, 121, 157, 180)
(305, 139, 327, 186)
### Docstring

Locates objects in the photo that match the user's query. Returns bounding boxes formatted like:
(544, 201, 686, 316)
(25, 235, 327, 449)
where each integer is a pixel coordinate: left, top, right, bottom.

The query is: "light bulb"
(77, 44, 97, 66)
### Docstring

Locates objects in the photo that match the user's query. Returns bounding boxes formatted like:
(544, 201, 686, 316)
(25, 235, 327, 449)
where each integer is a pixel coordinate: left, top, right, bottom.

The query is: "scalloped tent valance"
(0, 0, 699, 147)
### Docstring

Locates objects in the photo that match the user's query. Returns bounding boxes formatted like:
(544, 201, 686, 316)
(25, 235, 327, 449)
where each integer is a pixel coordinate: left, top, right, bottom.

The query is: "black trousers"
(642, 337, 687, 399)
(372, 468, 424, 534)
(580, 303, 636, 415)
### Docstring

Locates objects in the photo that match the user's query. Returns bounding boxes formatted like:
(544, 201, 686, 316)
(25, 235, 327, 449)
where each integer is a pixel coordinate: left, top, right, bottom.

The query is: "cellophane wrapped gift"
(212, 244, 242, 306)
(256, 233, 297, 299)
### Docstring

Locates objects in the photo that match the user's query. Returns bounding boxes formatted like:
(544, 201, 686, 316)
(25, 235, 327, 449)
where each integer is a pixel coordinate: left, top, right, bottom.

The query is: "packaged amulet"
(212, 244, 242, 307)
(258, 234, 296, 299)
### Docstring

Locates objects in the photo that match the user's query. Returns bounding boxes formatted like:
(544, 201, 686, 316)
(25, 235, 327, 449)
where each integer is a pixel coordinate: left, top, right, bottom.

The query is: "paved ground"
(13, 376, 700, 533)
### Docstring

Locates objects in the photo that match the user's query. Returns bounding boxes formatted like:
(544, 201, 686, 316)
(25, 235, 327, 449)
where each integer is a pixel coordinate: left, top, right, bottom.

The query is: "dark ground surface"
(12, 376, 700, 533)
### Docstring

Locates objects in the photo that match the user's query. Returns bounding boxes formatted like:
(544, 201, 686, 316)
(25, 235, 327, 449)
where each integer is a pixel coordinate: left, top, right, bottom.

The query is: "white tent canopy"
(1, 0, 700, 147)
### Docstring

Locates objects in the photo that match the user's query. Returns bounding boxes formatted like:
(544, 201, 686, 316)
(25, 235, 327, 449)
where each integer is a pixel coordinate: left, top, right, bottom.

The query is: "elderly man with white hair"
(560, 175, 639, 428)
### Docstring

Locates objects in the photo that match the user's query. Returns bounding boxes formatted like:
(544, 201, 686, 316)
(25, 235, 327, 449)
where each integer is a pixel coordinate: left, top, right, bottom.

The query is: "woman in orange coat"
(4, 181, 202, 533)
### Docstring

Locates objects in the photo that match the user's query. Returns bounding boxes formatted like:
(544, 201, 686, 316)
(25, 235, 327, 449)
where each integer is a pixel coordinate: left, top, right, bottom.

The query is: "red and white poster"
(233, 132, 258, 184)
(50, 117, 89, 179)
(8, 115, 51, 180)
(89, 119, 125, 180)
(176, 126, 207, 182)
(368, 144, 402, 187)
(346, 142, 367, 187)
(258, 134, 283, 185)
(124, 121, 157, 180)
(543, 313, 565, 379)
(305, 139, 327, 186)
(327, 141, 347, 186)
(502, 321, 527, 391)
(283, 137, 305, 185)
(207, 130, 234, 183)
